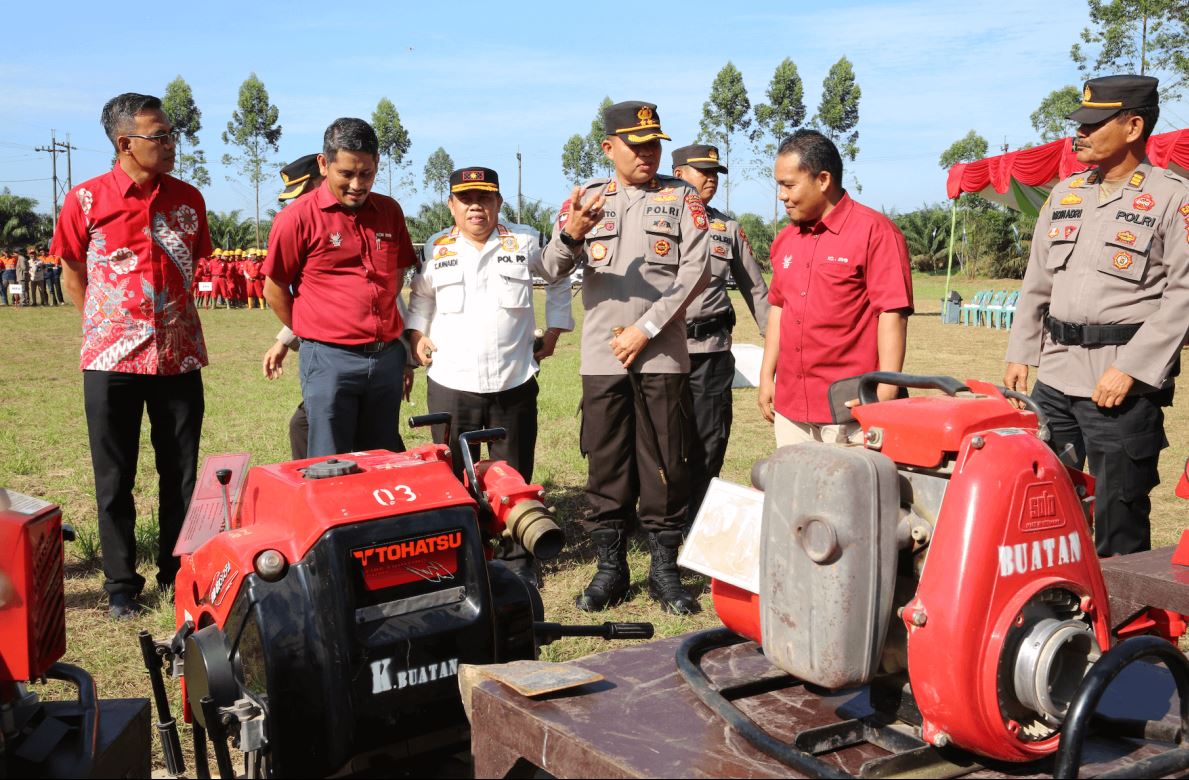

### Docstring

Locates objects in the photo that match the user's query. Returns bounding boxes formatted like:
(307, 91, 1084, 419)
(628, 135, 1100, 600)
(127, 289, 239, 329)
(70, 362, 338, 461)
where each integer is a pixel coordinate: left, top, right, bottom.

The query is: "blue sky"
(2, 0, 1186, 225)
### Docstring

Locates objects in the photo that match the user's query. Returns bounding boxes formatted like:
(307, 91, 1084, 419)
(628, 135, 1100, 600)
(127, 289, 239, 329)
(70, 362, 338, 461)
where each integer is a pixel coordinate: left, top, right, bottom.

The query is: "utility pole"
(34, 130, 65, 230)
(58, 134, 76, 193)
(1001, 136, 1009, 154)
(516, 149, 523, 225)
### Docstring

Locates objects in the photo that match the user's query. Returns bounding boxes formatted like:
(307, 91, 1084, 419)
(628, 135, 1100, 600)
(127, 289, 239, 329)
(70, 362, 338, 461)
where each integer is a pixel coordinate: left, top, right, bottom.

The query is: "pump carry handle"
(856, 372, 970, 405)
(408, 412, 451, 429)
(458, 428, 508, 517)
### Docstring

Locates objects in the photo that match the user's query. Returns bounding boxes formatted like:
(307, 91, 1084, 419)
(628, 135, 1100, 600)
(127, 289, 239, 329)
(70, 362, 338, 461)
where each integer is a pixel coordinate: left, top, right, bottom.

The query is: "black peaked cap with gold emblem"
(603, 101, 671, 144)
(278, 154, 321, 201)
(450, 167, 500, 194)
(672, 143, 728, 174)
(1067, 75, 1159, 124)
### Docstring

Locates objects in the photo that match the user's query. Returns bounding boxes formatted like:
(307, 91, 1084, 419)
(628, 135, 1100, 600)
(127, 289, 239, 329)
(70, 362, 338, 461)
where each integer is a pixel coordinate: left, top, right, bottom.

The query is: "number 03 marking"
(373, 485, 417, 506)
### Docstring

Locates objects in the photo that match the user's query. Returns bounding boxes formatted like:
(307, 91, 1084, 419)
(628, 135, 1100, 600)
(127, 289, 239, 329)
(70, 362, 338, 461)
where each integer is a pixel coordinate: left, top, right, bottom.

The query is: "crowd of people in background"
(0, 247, 66, 306)
(192, 247, 269, 309)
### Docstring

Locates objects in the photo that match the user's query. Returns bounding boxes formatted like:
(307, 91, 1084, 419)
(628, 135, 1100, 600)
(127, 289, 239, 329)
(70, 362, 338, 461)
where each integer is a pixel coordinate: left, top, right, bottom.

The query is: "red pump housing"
(709, 380, 1112, 762)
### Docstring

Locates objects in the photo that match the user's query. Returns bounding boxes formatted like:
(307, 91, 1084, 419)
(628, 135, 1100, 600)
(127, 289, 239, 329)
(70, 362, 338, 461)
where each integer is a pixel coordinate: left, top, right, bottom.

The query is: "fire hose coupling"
(502, 500, 564, 561)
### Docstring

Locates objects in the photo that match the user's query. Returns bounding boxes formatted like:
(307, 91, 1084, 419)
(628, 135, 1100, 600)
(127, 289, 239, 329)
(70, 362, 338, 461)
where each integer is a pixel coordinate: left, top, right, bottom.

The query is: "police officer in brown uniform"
(541, 101, 710, 613)
(1005, 75, 1189, 556)
(672, 144, 770, 518)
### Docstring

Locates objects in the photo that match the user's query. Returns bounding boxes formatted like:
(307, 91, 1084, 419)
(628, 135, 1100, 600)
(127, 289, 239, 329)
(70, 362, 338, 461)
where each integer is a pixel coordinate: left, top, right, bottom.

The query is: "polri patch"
(653, 239, 672, 257)
(590, 242, 607, 261)
(1112, 250, 1133, 270)
(1133, 193, 1155, 211)
(1114, 230, 1136, 246)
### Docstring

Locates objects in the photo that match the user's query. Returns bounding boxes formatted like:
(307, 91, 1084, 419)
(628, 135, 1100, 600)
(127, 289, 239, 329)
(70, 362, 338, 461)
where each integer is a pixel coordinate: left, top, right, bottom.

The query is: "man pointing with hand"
(541, 100, 709, 614)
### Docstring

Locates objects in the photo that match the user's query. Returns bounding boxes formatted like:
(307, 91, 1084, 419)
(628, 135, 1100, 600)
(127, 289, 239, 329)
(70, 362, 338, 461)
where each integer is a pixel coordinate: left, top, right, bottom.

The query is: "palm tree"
(0, 190, 51, 249)
(895, 206, 951, 273)
(501, 201, 556, 239)
(207, 210, 263, 250)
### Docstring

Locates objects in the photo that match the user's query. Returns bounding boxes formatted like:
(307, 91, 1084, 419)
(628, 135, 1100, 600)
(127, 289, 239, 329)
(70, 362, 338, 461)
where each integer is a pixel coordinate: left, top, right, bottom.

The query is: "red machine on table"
(677, 372, 1189, 777)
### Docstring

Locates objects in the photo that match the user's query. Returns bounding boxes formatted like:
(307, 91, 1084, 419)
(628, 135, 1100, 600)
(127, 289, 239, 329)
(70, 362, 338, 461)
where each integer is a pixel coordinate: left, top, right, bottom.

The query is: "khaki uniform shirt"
(685, 205, 770, 355)
(1006, 161, 1189, 396)
(541, 174, 710, 375)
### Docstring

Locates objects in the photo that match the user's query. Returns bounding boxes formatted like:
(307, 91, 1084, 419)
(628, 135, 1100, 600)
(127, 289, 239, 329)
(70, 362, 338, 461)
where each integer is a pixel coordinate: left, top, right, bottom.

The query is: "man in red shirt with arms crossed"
(52, 93, 211, 619)
(758, 130, 913, 445)
(263, 118, 417, 458)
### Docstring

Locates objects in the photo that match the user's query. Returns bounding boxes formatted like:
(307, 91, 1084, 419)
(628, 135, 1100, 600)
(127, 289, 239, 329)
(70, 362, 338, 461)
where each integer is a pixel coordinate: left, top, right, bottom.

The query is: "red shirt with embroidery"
(768, 193, 913, 423)
(51, 165, 211, 375)
(263, 182, 417, 345)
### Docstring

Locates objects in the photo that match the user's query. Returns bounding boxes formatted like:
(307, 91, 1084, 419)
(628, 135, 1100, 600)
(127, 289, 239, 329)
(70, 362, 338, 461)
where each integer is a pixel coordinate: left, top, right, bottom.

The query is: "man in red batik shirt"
(52, 93, 211, 619)
(757, 129, 913, 446)
(263, 117, 418, 458)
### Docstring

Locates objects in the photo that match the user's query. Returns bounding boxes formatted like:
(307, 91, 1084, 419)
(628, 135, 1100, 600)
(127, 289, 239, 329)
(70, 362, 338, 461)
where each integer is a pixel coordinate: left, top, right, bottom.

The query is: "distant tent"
(935, 129, 1187, 306)
(945, 129, 1188, 216)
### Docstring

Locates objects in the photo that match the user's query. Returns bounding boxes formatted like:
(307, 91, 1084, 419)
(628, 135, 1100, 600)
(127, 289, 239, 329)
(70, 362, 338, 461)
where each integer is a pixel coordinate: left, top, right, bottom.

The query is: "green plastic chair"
(980, 290, 1008, 327)
(1000, 290, 1020, 329)
(960, 290, 988, 326)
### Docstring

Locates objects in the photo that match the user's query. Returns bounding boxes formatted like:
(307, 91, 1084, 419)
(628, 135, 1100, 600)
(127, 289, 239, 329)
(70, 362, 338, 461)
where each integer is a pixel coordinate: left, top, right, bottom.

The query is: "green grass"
(1, 277, 1186, 772)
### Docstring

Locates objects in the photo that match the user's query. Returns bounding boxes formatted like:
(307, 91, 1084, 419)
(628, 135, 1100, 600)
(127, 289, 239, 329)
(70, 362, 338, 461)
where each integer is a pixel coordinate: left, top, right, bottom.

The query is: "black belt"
(1044, 315, 1142, 347)
(310, 338, 398, 354)
(687, 309, 736, 340)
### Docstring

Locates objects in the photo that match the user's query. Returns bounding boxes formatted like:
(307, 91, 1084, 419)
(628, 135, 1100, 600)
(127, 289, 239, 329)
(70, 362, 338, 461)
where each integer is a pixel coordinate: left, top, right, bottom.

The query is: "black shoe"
(647, 531, 696, 615)
(575, 528, 629, 612)
(108, 593, 143, 620)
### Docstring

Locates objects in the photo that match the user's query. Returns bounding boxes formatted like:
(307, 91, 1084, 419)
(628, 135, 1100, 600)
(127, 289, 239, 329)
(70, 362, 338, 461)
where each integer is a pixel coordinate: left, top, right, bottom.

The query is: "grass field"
(1, 273, 1185, 771)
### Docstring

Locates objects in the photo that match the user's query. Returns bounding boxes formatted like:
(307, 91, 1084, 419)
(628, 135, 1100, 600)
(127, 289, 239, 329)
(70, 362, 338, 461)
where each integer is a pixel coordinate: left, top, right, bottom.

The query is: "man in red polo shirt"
(52, 92, 211, 619)
(264, 117, 417, 458)
(757, 129, 912, 445)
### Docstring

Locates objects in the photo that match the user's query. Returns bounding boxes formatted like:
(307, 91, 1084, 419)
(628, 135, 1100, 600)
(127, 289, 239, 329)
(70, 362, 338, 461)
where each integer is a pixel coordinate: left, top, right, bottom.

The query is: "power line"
(0, 177, 51, 183)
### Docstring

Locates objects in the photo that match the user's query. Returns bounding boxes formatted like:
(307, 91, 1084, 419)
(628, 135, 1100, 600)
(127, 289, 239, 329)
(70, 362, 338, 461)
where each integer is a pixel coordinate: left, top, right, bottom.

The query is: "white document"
(730, 343, 764, 388)
(679, 478, 763, 593)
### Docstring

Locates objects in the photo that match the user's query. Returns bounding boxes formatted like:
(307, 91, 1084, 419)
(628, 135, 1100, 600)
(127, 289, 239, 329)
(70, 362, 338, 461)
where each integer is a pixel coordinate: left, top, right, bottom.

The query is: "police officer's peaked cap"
(450, 167, 500, 194)
(672, 143, 728, 174)
(1067, 75, 1160, 124)
(278, 153, 321, 201)
(603, 101, 671, 144)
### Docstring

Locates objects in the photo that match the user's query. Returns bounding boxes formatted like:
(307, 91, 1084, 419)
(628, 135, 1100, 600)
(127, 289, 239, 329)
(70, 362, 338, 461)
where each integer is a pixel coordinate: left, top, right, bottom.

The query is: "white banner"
(198, 282, 213, 292)
(8, 284, 22, 296)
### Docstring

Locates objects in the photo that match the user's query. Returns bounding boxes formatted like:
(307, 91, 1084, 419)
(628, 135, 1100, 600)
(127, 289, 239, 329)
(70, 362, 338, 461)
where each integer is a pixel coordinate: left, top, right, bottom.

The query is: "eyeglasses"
(124, 129, 181, 145)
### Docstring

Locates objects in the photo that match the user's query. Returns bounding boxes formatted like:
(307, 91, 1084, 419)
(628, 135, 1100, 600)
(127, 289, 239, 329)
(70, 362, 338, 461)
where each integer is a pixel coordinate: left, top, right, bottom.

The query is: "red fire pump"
(0, 491, 150, 778)
(140, 414, 651, 778)
(679, 373, 1189, 777)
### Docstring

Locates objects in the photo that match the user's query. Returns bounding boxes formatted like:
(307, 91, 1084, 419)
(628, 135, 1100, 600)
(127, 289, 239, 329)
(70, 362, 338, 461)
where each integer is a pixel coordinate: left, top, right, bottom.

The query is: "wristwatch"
(558, 230, 583, 248)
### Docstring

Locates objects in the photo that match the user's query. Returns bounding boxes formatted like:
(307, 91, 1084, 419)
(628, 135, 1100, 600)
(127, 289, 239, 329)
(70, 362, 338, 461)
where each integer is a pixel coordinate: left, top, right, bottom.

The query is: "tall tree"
(587, 97, 615, 178)
(751, 58, 806, 220)
(221, 73, 282, 249)
(372, 97, 413, 197)
(162, 76, 210, 188)
(1031, 86, 1083, 142)
(422, 147, 454, 203)
(938, 130, 989, 169)
(561, 134, 594, 185)
(1071, 0, 1188, 100)
(814, 57, 862, 162)
(699, 62, 752, 212)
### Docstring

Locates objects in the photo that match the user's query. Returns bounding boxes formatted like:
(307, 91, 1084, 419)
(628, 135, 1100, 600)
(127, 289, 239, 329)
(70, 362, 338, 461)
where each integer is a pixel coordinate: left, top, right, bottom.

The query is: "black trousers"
(688, 350, 736, 522)
(287, 402, 407, 462)
(427, 377, 539, 564)
(1032, 381, 1170, 556)
(426, 377, 540, 481)
(83, 370, 204, 597)
(580, 373, 694, 534)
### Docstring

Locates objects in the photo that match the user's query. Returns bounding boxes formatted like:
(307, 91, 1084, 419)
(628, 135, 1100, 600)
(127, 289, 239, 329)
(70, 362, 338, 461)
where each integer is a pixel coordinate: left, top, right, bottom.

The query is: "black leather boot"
(647, 530, 695, 615)
(575, 528, 629, 612)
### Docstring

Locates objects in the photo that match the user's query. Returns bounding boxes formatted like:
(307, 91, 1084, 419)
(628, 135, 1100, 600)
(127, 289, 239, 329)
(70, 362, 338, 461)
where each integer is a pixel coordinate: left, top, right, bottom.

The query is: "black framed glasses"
(124, 129, 181, 145)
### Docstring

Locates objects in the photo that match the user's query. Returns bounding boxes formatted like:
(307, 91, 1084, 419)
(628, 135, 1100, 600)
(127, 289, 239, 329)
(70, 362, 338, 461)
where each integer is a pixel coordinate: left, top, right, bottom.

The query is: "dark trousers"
(580, 373, 694, 534)
(0, 271, 13, 305)
(1032, 381, 1169, 556)
(83, 370, 204, 597)
(31, 279, 48, 305)
(48, 269, 63, 303)
(287, 400, 405, 461)
(299, 339, 406, 458)
(426, 377, 539, 480)
(427, 377, 539, 566)
(688, 350, 736, 522)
